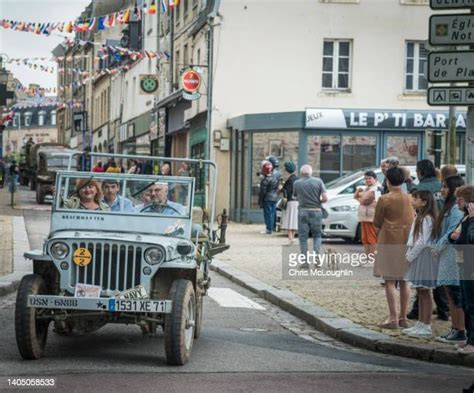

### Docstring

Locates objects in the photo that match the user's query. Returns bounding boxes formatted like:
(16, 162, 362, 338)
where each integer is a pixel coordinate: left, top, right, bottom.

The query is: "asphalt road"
(0, 187, 472, 392)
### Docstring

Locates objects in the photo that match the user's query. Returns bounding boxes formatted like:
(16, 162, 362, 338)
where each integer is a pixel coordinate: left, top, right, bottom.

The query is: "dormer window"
(12, 113, 20, 127)
(24, 112, 32, 127)
(50, 110, 56, 126)
(38, 111, 46, 126)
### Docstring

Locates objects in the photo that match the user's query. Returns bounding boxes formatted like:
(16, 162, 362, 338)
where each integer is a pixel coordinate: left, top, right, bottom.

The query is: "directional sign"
(430, 0, 474, 10)
(428, 86, 474, 106)
(428, 50, 474, 82)
(429, 14, 474, 46)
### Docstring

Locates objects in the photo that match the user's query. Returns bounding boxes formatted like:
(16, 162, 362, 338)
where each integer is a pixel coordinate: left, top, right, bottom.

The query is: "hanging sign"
(181, 69, 201, 93)
(182, 91, 201, 101)
(139, 74, 159, 94)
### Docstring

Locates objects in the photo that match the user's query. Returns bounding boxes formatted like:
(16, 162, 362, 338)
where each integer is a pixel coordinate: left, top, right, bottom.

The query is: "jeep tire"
(15, 274, 50, 360)
(194, 291, 203, 339)
(164, 279, 196, 365)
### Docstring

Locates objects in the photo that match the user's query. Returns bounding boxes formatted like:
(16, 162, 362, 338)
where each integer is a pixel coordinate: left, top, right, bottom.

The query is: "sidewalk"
(215, 222, 474, 367)
(0, 185, 30, 295)
(0, 185, 21, 278)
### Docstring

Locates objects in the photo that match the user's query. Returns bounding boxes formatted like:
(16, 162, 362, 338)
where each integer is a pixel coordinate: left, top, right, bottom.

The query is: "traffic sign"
(430, 0, 474, 10)
(429, 14, 474, 46)
(181, 69, 201, 93)
(428, 50, 474, 82)
(428, 86, 474, 106)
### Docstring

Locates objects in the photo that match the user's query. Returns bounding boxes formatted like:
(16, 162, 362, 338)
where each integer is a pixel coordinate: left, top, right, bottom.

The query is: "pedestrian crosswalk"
(208, 287, 265, 310)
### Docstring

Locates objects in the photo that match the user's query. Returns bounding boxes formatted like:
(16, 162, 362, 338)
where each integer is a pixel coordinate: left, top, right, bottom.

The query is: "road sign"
(428, 86, 474, 106)
(428, 50, 474, 82)
(429, 14, 474, 46)
(181, 69, 201, 93)
(430, 0, 474, 10)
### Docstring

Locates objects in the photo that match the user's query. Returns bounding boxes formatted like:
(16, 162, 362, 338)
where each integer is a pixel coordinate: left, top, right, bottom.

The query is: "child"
(403, 190, 439, 337)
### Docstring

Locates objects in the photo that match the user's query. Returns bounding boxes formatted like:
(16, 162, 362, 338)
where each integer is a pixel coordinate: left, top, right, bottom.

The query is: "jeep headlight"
(144, 247, 165, 265)
(177, 242, 194, 256)
(51, 242, 69, 259)
(331, 205, 358, 212)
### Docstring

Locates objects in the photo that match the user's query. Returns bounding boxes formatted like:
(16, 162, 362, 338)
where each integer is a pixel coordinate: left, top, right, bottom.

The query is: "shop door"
(383, 133, 421, 166)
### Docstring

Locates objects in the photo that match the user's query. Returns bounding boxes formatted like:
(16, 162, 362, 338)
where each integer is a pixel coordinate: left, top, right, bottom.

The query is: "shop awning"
(156, 89, 184, 109)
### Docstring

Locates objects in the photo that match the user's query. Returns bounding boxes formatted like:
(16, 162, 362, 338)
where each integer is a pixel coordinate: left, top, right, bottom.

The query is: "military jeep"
(15, 153, 228, 365)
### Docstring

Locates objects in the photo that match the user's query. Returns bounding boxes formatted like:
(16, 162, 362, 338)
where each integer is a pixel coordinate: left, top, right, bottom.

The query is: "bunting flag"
(123, 9, 130, 24)
(169, 0, 180, 8)
(88, 18, 97, 31)
(161, 0, 167, 13)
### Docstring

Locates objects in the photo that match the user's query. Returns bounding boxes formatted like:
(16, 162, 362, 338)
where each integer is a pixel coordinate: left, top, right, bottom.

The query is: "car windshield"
(47, 157, 70, 168)
(326, 170, 365, 189)
(55, 174, 192, 218)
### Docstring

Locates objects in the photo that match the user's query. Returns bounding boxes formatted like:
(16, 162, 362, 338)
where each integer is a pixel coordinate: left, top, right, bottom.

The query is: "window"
(322, 40, 352, 90)
(183, 0, 189, 17)
(13, 113, 20, 127)
(184, 44, 188, 68)
(405, 41, 428, 92)
(38, 111, 46, 126)
(51, 111, 56, 126)
(24, 112, 32, 127)
(175, 49, 180, 85)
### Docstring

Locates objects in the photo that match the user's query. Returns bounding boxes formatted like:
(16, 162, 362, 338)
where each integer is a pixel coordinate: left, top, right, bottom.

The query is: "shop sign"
(305, 108, 467, 130)
(139, 74, 159, 95)
(182, 91, 201, 101)
(181, 69, 201, 93)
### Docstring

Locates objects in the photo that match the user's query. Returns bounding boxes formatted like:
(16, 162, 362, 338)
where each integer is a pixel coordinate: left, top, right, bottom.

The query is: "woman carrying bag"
(280, 161, 299, 246)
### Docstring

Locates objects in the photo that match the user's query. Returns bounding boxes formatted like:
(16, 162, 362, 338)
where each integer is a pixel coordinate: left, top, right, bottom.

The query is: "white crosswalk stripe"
(208, 287, 265, 310)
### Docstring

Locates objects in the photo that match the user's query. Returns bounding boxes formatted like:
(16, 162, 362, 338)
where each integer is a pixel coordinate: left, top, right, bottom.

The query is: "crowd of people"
(258, 155, 474, 353)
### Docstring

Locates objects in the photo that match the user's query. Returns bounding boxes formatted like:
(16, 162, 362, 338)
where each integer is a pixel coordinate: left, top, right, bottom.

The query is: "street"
(0, 187, 472, 392)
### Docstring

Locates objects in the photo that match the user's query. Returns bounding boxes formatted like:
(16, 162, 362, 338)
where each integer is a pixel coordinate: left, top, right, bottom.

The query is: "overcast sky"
(0, 0, 90, 91)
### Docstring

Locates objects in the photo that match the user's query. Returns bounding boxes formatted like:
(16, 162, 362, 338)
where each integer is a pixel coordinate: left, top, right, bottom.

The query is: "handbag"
(277, 197, 287, 210)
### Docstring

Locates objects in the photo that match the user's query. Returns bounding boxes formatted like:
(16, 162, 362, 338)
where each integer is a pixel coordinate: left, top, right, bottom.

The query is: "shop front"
(228, 108, 467, 223)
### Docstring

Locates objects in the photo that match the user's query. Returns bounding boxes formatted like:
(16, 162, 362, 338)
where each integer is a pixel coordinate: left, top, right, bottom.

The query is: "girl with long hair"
(403, 190, 439, 337)
(433, 175, 466, 344)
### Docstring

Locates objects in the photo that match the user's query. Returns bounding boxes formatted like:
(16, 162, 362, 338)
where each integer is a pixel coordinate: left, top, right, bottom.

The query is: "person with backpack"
(407, 159, 449, 321)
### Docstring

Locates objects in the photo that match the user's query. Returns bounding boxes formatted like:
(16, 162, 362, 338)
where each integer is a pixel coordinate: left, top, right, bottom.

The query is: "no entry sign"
(181, 69, 201, 93)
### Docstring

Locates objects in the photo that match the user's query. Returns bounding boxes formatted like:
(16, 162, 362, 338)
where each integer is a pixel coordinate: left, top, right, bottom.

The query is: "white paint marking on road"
(208, 287, 265, 310)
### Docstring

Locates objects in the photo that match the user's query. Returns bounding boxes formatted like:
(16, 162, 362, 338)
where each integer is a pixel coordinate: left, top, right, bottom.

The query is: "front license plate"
(108, 299, 171, 313)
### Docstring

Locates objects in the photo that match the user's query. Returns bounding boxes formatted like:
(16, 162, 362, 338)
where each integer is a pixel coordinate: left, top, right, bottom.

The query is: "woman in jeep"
(63, 178, 109, 211)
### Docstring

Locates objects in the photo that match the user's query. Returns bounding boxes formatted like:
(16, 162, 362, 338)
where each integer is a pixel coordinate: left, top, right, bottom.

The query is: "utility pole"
(447, 104, 457, 165)
(468, 8, 474, 185)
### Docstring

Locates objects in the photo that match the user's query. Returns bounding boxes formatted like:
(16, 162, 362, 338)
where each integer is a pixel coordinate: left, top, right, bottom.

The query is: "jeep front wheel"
(164, 279, 196, 365)
(15, 274, 50, 359)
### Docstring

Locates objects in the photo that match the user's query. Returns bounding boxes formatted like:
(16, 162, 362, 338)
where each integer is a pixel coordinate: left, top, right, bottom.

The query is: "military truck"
(35, 149, 77, 204)
(19, 143, 69, 190)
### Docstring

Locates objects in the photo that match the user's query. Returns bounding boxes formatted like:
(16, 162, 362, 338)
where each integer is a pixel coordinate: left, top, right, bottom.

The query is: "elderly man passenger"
(140, 182, 185, 215)
(293, 164, 328, 262)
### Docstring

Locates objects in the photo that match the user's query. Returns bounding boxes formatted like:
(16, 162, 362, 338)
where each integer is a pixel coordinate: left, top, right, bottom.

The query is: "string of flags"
(0, 0, 181, 37)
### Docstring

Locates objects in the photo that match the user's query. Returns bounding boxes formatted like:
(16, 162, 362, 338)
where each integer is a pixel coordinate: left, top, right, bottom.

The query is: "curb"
(210, 259, 474, 368)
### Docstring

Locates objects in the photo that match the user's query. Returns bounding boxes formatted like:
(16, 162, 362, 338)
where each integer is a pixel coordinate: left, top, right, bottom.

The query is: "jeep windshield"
(54, 173, 192, 219)
(46, 157, 70, 169)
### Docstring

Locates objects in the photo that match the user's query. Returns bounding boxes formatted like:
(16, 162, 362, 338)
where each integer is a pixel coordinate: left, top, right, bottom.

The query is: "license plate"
(27, 295, 172, 314)
(109, 299, 170, 313)
(115, 285, 148, 300)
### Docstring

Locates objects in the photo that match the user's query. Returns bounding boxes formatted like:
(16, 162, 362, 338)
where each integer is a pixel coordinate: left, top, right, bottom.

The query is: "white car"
(322, 165, 465, 242)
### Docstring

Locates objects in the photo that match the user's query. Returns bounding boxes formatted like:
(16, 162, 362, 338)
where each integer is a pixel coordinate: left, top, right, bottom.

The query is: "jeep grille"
(70, 242, 143, 292)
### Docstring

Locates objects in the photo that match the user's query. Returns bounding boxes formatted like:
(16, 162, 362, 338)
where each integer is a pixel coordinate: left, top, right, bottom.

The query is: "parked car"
(321, 165, 465, 242)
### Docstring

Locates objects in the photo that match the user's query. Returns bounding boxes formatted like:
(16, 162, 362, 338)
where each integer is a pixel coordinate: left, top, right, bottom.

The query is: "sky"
(0, 0, 91, 91)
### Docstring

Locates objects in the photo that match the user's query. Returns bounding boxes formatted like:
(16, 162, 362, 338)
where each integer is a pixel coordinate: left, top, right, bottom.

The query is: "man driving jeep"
(140, 182, 185, 215)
